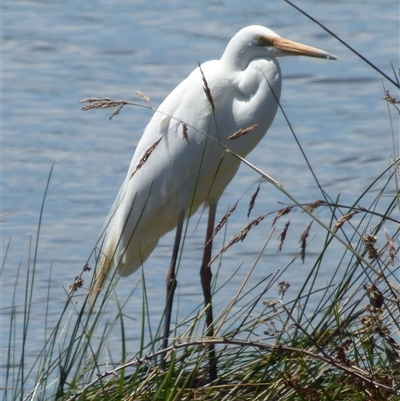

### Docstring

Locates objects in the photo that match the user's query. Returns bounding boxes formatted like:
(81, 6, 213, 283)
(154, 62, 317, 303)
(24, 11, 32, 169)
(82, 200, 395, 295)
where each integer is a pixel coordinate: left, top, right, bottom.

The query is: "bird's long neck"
(220, 41, 253, 72)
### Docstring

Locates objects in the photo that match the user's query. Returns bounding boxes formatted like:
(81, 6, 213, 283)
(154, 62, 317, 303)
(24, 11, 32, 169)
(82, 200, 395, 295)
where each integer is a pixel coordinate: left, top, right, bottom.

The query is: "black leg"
(161, 211, 185, 370)
(200, 202, 218, 382)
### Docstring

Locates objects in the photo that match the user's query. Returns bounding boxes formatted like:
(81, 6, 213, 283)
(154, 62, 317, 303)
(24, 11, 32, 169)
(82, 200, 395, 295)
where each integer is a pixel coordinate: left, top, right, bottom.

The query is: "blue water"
(2, 0, 399, 393)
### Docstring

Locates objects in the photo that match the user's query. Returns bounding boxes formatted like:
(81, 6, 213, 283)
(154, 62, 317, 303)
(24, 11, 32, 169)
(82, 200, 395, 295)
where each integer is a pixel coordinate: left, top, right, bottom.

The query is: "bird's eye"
(256, 35, 266, 45)
(256, 35, 275, 47)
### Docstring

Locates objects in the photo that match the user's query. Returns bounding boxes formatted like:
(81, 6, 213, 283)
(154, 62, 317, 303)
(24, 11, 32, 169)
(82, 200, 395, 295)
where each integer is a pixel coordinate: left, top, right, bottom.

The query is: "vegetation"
(2, 7, 400, 401)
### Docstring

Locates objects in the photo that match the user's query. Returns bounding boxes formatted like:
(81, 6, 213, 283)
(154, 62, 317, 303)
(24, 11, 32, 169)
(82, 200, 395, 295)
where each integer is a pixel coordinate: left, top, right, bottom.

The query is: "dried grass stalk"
(208, 202, 238, 245)
(209, 214, 267, 265)
(227, 124, 258, 140)
(130, 138, 163, 179)
(363, 283, 384, 308)
(79, 97, 126, 110)
(247, 183, 260, 218)
(278, 281, 290, 298)
(198, 63, 215, 111)
(382, 90, 400, 109)
(277, 221, 290, 253)
(79, 97, 131, 120)
(299, 221, 313, 263)
(385, 231, 395, 266)
(333, 211, 357, 233)
(182, 123, 189, 143)
(362, 234, 378, 260)
(272, 205, 295, 227)
(134, 90, 150, 104)
(304, 199, 325, 213)
(69, 276, 84, 293)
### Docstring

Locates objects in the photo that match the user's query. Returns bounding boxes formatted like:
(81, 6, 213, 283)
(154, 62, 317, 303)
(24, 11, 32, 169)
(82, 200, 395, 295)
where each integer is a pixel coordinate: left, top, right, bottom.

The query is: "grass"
(2, 9, 400, 401)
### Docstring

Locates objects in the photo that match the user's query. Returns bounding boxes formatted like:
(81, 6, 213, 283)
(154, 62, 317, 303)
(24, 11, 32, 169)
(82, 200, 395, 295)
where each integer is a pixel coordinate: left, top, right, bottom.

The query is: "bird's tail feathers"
(88, 233, 116, 307)
(88, 185, 126, 307)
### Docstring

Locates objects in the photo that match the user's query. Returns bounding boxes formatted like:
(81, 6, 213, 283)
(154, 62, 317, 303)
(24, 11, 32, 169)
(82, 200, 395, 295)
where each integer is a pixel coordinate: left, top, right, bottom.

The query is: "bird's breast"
(210, 58, 282, 156)
(237, 58, 281, 102)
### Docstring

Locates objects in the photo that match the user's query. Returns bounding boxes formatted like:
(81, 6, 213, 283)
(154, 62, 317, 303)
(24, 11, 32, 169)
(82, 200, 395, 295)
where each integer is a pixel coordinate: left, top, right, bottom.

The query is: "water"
(2, 0, 399, 392)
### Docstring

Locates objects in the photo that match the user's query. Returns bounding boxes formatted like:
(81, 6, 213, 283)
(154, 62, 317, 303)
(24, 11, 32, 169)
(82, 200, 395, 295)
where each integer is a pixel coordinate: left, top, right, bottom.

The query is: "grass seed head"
(363, 283, 384, 308)
(362, 234, 378, 259)
(333, 211, 357, 233)
(272, 205, 295, 227)
(277, 221, 290, 253)
(304, 199, 325, 213)
(299, 221, 313, 263)
(130, 138, 163, 179)
(198, 63, 215, 111)
(247, 183, 260, 218)
(227, 124, 258, 140)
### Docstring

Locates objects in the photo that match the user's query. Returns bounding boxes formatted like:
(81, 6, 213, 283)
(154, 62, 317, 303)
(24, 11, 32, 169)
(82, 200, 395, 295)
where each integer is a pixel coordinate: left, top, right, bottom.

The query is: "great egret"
(90, 25, 336, 380)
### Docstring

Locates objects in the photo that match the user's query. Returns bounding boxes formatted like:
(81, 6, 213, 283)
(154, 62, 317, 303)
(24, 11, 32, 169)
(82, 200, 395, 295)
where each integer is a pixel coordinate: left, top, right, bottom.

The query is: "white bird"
(90, 25, 336, 379)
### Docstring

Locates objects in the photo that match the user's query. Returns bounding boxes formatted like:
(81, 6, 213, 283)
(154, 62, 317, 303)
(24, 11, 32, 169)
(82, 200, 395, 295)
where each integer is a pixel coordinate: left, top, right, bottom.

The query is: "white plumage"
(91, 25, 336, 299)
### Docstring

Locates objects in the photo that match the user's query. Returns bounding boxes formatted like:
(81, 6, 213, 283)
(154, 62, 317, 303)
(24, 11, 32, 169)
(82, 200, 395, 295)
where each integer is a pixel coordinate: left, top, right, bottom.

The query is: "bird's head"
(221, 25, 337, 70)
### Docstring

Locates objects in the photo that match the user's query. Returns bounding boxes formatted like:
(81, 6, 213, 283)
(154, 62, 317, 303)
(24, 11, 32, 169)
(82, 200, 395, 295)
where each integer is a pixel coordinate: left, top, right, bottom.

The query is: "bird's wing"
(90, 62, 221, 300)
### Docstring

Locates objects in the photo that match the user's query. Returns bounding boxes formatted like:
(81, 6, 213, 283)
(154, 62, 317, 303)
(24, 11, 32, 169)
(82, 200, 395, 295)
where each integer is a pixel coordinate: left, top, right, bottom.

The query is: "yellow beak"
(266, 36, 337, 60)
